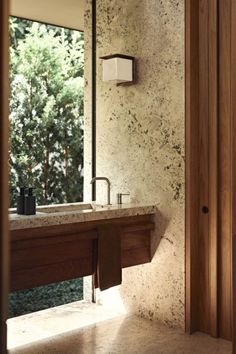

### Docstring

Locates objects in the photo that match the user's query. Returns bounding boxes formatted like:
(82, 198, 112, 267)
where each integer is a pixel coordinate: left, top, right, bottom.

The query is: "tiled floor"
(8, 302, 232, 354)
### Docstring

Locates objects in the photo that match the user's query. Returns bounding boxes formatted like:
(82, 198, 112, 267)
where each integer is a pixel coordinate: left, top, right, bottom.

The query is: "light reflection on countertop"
(9, 202, 158, 230)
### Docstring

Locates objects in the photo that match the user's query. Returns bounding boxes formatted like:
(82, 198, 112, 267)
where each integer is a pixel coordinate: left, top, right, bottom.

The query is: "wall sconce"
(100, 54, 135, 86)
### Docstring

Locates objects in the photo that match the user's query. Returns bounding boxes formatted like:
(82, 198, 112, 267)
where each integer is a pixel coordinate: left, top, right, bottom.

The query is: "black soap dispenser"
(17, 187, 26, 215)
(24, 187, 36, 215)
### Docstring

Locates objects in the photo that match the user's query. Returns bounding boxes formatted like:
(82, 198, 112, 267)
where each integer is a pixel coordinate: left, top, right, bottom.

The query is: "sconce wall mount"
(100, 54, 135, 86)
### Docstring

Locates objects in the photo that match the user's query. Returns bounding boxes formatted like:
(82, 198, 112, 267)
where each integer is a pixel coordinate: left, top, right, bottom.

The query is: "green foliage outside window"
(9, 18, 84, 207)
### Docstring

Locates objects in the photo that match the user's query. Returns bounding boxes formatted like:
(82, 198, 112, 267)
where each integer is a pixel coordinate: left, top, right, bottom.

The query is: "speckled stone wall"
(84, 1, 92, 201)
(84, 0, 185, 329)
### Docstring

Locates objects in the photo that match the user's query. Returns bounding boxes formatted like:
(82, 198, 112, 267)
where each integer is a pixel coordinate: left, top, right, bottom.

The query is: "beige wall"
(84, 0, 185, 328)
(10, 0, 85, 31)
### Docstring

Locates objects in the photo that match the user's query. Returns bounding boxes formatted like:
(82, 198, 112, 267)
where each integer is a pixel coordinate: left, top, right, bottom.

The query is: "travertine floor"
(8, 302, 232, 354)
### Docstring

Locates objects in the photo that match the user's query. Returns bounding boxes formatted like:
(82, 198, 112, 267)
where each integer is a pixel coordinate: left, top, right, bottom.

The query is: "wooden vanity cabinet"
(10, 214, 154, 292)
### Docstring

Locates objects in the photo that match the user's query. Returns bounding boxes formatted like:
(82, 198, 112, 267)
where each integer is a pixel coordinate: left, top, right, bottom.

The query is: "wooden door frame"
(0, 0, 9, 353)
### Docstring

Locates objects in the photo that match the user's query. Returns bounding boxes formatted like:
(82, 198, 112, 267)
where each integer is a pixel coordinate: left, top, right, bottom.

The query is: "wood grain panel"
(218, 0, 233, 340)
(122, 248, 150, 269)
(11, 239, 93, 271)
(185, 0, 200, 333)
(11, 258, 94, 292)
(186, 0, 219, 337)
(208, 0, 218, 338)
(121, 230, 151, 268)
(10, 218, 154, 292)
(233, 234, 236, 354)
(121, 230, 150, 250)
(198, 0, 210, 333)
(231, 0, 236, 351)
(0, 0, 9, 352)
(10, 215, 153, 241)
(11, 231, 97, 251)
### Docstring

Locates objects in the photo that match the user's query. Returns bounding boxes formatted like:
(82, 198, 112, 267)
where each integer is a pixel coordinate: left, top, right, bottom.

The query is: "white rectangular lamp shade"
(102, 57, 133, 84)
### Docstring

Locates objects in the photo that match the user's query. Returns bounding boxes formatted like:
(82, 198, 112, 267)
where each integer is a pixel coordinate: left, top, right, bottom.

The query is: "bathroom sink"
(38, 203, 93, 214)
(9, 203, 94, 215)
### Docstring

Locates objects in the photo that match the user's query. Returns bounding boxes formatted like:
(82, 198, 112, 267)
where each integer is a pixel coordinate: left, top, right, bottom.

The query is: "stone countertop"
(9, 202, 158, 231)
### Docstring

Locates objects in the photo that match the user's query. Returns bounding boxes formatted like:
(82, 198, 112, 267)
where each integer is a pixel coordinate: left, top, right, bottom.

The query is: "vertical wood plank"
(208, 0, 218, 338)
(231, 0, 236, 351)
(218, 0, 233, 341)
(198, 0, 210, 334)
(0, 0, 9, 353)
(185, 0, 200, 333)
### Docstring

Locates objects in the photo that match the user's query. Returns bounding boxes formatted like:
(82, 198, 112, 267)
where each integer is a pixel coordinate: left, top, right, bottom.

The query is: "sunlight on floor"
(7, 311, 232, 354)
(7, 300, 127, 350)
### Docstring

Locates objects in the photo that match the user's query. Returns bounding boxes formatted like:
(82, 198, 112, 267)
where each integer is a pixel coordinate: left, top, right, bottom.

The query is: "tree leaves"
(9, 18, 84, 207)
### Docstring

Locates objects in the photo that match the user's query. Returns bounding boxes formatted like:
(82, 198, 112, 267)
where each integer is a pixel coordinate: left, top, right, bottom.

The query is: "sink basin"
(9, 203, 94, 215)
(38, 203, 93, 214)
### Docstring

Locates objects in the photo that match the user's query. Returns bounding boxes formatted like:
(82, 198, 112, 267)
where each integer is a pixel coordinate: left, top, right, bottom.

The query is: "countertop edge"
(9, 204, 158, 231)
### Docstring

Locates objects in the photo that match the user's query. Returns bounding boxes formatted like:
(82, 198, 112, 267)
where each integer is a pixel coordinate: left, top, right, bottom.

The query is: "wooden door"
(0, 0, 9, 353)
(187, 0, 236, 346)
(186, 0, 218, 337)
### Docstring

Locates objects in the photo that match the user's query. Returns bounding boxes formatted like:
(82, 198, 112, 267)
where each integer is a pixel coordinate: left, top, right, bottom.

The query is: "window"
(9, 17, 85, 317)
(9, 17, 84, 208)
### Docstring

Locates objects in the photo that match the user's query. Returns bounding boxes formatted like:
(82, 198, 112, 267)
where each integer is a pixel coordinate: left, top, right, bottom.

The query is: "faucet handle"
(117, 193, 130, 205)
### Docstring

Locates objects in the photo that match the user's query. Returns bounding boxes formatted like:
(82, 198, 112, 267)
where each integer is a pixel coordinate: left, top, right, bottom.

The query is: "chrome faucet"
(90, 177, 111, 205)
